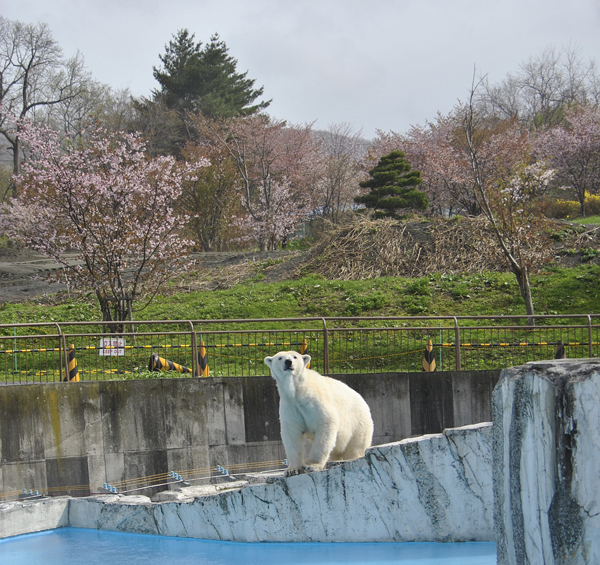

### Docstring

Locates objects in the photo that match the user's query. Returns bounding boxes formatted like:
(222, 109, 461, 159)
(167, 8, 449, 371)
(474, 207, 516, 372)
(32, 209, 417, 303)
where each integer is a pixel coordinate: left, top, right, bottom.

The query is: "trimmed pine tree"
(355, 150, 428, 218)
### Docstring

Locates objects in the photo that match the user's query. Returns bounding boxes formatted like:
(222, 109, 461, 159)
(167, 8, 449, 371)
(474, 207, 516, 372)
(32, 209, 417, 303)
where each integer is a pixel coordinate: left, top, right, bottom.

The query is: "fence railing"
(0, 314, 598, 384)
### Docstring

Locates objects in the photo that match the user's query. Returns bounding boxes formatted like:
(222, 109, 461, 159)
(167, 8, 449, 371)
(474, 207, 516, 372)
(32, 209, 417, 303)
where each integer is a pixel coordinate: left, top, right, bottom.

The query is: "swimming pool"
(0, 529, 496, 565)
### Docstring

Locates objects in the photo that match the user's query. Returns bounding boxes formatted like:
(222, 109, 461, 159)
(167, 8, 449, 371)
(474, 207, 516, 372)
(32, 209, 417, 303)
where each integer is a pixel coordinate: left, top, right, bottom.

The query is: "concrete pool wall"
(0, 422, 495, 542)
(0, 370, 499, 498)
(3, 360, 600, 563)
(493, 359, 600, 564)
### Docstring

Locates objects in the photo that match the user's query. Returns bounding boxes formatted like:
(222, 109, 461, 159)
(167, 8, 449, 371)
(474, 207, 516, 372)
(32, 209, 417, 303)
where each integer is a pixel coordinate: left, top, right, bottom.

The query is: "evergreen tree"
(355, 151, 428, 218)
(152, 30, 270, 118)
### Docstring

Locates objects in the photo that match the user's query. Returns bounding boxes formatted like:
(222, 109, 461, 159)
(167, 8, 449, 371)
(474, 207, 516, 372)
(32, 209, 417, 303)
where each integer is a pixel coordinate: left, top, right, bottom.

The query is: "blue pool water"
(0, 529, 496, 565)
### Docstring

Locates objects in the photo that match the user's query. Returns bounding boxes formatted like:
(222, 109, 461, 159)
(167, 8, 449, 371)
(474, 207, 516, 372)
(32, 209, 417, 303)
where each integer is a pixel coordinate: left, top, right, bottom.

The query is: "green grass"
(573, 215, 600, 225)
(0, 263, 598, 381)
(0, 264, 598, 326)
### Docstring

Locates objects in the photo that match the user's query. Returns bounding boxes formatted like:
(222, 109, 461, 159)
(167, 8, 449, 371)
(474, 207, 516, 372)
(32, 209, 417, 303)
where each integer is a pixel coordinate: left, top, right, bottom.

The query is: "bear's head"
(264, 351, 311, 383)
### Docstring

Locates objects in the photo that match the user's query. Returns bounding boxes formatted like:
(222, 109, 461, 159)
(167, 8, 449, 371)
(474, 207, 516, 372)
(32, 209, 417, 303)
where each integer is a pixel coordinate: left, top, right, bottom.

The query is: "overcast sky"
(3, 0, 600, 139)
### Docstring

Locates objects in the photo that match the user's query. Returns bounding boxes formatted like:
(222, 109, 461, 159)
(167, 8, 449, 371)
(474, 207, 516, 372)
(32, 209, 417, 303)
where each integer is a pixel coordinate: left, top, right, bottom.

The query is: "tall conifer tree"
(153, 31, 270, 118)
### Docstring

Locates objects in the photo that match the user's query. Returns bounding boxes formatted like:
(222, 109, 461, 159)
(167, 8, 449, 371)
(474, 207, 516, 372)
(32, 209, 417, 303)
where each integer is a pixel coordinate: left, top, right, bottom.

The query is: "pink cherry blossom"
(2, 118, 207, 322)
(534, 105, 600, 216)
(203, 114, 321, 250)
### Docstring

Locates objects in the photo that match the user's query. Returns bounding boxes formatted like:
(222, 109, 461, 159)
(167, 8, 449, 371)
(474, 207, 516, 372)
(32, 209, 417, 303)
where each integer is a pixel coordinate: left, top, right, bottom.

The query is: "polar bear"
(264, 351, 373, 475)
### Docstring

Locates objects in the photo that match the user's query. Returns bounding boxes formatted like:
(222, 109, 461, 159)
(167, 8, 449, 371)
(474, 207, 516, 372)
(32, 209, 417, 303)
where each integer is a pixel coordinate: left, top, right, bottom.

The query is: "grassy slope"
(574, 215, 600, 225)
(0, 263, 598, 326)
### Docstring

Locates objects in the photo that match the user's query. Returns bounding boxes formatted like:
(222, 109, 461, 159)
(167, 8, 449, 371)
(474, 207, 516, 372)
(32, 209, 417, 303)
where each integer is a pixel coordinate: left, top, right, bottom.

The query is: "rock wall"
(0, 497, 69, 539)
(1, 422, 494, 543)
(8, 359, 600, 557)
(0, 370, 499, 499)
(493, 359, 600, 565)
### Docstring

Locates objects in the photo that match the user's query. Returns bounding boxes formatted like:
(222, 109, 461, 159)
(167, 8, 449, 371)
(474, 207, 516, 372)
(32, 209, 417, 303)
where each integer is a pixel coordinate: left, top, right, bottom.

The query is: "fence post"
(555, 340, 566, 359)
(55, 323, 70, 383)
(322, 318, 329, 374)
(64, 344, 80, 382)
(12, 324, 17, 376)
(453, 317, 461, 371)
(588, 315, 593, 358)
(189, 321, 198, 376)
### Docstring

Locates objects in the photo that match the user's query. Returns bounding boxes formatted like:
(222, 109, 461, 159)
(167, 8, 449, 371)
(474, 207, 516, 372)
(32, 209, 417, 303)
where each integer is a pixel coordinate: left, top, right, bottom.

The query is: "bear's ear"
(302, 354, 311, 368)
(264, 356, 273, 368)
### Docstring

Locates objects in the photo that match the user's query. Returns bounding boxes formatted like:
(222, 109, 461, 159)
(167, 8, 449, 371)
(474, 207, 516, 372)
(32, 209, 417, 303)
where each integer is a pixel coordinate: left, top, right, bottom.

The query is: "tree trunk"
(13, 137, 20, 178)
(513, 266, 535, 326)
(97, 291, 134, 334)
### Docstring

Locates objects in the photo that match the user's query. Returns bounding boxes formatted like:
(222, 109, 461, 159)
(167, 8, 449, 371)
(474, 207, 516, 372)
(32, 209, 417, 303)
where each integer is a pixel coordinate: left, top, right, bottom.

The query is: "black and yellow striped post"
(149, 353, 192, 374)
(300, 338, 310, 368)
(422, 338, 437, 372)
(63, 344, 80, 382)
(198, 341, 209, 377)
(555, 340, 566, 359)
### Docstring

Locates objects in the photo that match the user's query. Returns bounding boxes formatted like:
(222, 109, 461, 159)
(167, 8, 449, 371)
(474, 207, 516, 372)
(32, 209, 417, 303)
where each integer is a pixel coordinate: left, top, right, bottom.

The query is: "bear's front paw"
(285, 468, 302, 477)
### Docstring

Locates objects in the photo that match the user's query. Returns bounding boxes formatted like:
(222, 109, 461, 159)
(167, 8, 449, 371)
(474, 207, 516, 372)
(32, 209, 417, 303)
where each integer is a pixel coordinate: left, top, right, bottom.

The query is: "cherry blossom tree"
(533, 104, 600, 216)
(484, 159, 555, 325)
(461, 87, 555, 325)
(369, 111, 528, 218)
(197, 113, 320, 250)
(2, 119, 205, 326)
(370, 95, 554, 322)
(402, 116, 476, 216)
(232, 176, 309, 249)
(317, 123, 367, 223)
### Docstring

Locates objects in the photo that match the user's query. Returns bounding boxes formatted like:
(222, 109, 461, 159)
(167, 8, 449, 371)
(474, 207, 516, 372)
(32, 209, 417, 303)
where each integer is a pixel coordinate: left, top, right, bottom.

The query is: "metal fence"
(0, 314, 598, 384)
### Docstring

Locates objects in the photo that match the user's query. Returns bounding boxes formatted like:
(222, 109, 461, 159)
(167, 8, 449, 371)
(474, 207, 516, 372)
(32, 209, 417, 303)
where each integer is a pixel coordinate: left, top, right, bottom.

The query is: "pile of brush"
(296, 216, 509, 280)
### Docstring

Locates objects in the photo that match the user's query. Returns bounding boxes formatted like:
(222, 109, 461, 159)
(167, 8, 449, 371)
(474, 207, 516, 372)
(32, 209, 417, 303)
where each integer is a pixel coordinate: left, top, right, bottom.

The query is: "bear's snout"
(284, 358, 293, 370)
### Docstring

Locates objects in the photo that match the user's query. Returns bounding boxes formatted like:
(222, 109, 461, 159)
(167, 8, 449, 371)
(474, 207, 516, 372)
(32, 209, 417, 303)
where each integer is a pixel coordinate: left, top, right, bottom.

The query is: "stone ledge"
(0, 423, 493, 543)
(0, 497, 70, 539)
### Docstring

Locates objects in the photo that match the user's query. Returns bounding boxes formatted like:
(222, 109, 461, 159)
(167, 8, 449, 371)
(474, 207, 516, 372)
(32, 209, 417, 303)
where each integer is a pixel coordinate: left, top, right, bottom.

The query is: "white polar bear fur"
(264, 351, 374, 474)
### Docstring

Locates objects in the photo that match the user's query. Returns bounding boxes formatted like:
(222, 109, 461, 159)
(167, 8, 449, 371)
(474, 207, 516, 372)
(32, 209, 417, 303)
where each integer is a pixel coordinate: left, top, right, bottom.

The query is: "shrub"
(538, 192, 600, 219)
(586, 192, 600, 216)
(538, 197, 580, 219)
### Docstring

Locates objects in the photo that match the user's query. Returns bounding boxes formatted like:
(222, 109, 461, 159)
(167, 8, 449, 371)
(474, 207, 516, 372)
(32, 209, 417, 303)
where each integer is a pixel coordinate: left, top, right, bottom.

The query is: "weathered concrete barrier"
(6, 359, 600, 558)
(0, 422, 494, 542)
(493, 359, 600, 565)
(0, 496, 69, 539)
(0, 370, 499, 498)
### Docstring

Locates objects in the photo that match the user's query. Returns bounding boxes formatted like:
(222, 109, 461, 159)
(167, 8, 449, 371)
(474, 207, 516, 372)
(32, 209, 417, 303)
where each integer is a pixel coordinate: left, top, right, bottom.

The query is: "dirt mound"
(294, 217, 600, 280)
(0, 218, 597, 302)
(295, 217, 504, 280)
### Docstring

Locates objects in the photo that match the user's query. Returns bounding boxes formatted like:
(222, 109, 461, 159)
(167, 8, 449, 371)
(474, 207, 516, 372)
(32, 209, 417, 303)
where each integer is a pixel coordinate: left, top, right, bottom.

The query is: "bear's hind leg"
(340, 432, 371, 461)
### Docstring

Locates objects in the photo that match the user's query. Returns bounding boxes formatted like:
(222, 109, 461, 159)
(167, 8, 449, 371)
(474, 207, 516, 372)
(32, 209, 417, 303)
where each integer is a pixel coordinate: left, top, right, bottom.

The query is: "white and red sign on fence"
(99, 338, 125, 356)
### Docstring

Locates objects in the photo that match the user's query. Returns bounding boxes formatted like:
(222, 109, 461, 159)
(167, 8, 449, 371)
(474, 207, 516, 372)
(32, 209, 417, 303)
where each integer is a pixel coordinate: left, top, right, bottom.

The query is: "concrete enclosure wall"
(0, 423, 495, 543)
(0, 370, 499, 496)
(0, 422, 495, 542)
(493, 359, 600, 564)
